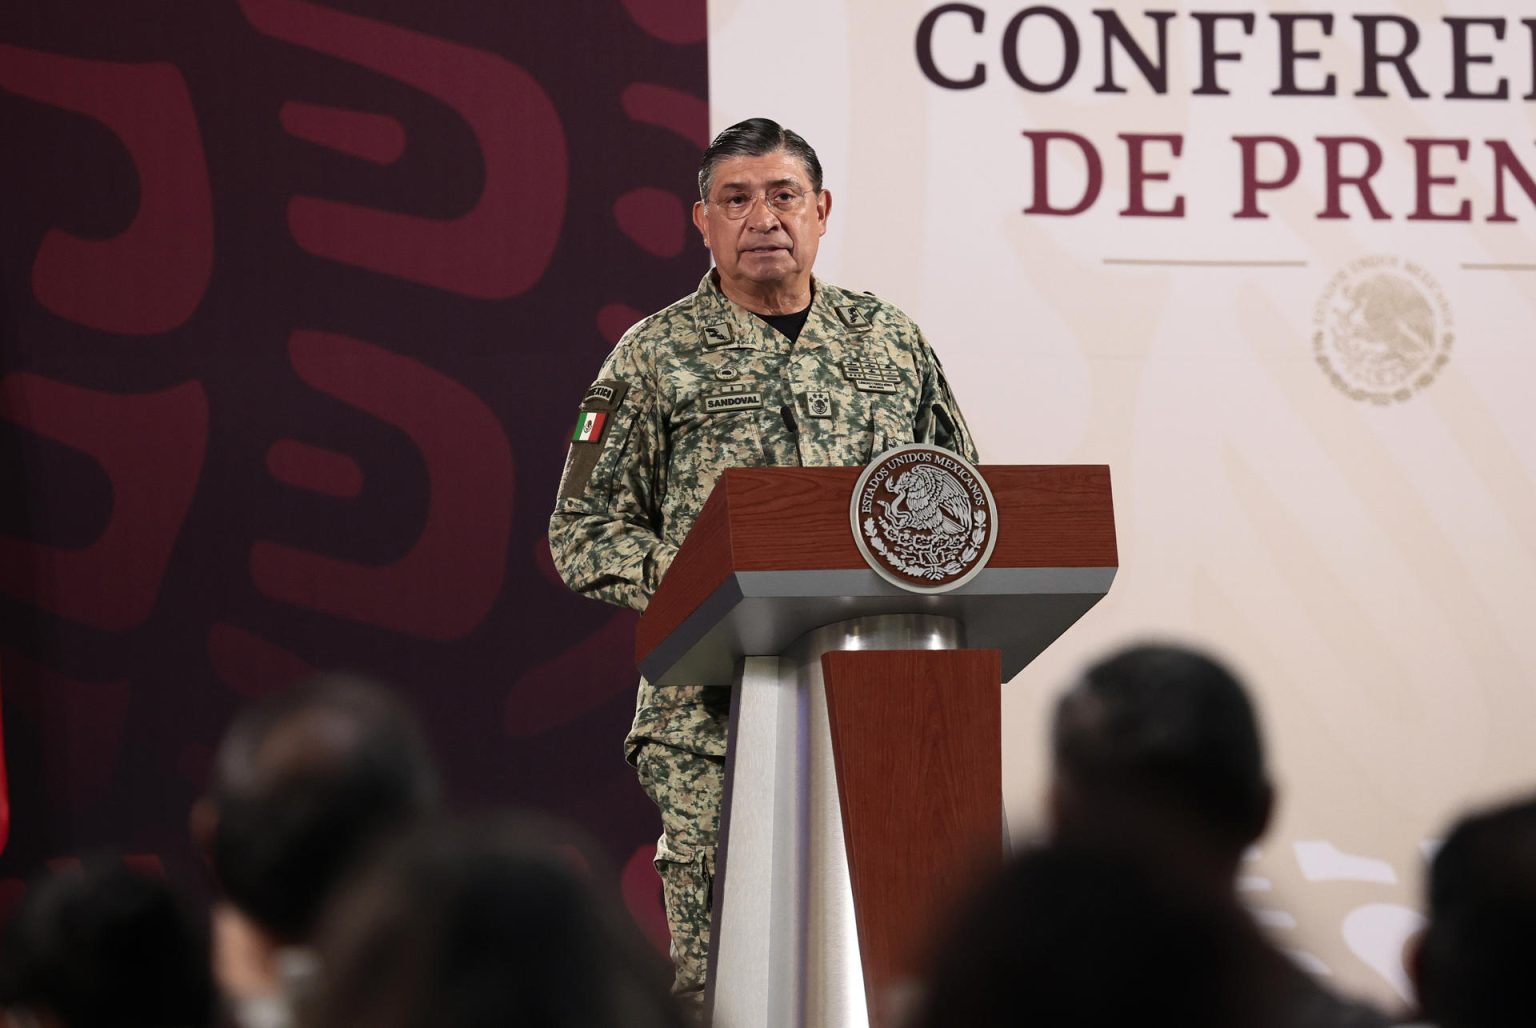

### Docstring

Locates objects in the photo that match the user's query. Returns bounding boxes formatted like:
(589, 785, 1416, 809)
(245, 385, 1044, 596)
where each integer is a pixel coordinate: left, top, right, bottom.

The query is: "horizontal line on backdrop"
(1102, 258, 1309, 268)
(1462, 262, 1536, 271)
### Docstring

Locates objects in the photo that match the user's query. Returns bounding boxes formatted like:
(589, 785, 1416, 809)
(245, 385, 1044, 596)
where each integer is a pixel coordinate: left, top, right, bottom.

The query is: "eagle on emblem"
(878, 466, 972, 537)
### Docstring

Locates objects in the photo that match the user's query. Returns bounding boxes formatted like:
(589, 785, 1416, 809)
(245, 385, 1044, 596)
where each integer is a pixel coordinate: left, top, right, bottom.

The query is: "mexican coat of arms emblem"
(850, 444, 999, 593)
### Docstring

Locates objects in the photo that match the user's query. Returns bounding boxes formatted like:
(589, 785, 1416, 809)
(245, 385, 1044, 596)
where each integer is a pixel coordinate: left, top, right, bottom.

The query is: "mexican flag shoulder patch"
(558, 379, 628, 501)
(572, 410, 608, 443)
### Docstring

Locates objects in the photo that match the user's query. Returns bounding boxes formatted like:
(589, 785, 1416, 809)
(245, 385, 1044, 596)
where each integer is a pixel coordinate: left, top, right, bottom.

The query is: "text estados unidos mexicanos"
(859, 451, 986, 514)
(916, 6, 1536, 222)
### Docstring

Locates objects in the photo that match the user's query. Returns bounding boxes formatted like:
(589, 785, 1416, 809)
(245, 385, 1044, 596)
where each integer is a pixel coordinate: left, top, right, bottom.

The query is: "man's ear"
(815, 188, 832, 235)
(691, 201, 711, 249)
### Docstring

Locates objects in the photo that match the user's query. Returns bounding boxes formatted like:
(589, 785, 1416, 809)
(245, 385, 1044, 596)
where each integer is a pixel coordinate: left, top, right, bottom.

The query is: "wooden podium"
(635, 465, 1116, 1027)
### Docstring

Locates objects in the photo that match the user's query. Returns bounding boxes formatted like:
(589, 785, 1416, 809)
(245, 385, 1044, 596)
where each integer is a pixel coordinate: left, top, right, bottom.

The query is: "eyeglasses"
(707, 186, 812, 220)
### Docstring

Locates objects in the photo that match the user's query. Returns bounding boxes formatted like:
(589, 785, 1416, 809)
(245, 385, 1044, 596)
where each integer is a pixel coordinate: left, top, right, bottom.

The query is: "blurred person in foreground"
(1048, 642, 1274, 884)
(1410, 794, 1536, 1028)
(301, 812, 685, 1028)
(912, 841, 1284, 1028)
(190, 672, 440, 1028)
(1043, 643, 1390, 1028)
(0, 857, 214, 1028)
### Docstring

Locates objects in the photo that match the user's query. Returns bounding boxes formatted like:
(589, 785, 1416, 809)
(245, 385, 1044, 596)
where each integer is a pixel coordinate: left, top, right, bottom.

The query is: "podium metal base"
(706, 614, 963, 1028)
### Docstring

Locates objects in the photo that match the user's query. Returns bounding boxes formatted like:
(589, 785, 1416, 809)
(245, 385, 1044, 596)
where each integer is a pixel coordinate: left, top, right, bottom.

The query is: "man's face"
(692, 149, 830, 303)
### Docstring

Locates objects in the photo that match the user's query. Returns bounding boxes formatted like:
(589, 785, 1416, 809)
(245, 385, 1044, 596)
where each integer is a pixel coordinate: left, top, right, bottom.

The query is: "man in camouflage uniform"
(548, 118, 976, 1010)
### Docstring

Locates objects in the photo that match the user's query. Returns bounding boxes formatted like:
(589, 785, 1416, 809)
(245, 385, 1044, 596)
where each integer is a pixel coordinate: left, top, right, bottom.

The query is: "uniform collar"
(692, 270, 803, 355)
(692, 269, 884, 361)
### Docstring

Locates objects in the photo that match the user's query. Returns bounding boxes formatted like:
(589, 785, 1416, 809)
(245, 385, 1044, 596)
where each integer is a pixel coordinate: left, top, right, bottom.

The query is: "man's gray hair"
(698, 117, 824, 201)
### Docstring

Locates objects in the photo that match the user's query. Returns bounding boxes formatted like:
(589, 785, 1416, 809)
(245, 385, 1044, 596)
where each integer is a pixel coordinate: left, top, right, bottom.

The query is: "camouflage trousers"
(634, 741, 725, 1012)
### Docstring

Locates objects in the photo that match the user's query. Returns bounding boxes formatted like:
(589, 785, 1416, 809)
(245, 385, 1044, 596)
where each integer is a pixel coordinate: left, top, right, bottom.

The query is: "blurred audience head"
(302, 812, 684, 1028)
(0, 858, 213, 1028)
(912, 842, 1278, 1028)
(1049, 642, 1273, 879)
(194, 671, 440, 945)
(1414, 794, 1536, 1028)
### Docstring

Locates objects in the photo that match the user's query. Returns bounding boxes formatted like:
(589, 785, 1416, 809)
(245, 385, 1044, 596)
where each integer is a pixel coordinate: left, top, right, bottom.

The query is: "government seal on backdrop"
(1313, 255, 1452, 405)
(851, 444, 998, 593)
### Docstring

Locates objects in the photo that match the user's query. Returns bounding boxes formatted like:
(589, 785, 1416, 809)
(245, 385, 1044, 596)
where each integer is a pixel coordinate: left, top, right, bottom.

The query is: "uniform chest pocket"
(668, 386, 771, 478)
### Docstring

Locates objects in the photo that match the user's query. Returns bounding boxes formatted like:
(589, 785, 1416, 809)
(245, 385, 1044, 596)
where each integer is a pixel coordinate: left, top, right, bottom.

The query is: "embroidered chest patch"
(841, 357, 900, 393)
(704, 390, 764, 413)
(835, 305, 874, 330)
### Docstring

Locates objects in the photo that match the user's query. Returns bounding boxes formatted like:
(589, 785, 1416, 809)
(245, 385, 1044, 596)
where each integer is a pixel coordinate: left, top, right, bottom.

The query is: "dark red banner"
(0, 0, 707, 945)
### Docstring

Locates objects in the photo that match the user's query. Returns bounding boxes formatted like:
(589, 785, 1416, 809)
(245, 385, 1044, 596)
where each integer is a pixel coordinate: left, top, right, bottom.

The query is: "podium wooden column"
(635, 465, 1116, 1027)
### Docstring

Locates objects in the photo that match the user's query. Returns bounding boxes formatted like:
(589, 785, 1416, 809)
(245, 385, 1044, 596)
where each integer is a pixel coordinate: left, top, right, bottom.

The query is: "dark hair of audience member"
(1415, 794, 1536, 1028)
(911, 842, 1281, 1028)
(301, 813, 685, 1028)
(0, 857, 214, 1028)
(1050, 643, 1273, 876)
(200, 672, 440, 943)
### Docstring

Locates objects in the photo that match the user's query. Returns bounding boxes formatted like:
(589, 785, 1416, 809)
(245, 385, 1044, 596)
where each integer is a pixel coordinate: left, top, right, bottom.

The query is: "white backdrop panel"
(710, 0, 1536, 1007)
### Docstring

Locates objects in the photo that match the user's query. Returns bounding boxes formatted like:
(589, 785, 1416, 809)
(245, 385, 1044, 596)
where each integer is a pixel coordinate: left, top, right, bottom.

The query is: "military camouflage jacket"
(549, 271, 977, 755)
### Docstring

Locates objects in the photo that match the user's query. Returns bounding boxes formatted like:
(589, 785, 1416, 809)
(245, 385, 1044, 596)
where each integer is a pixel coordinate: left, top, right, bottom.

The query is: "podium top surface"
(635, 464, 1116, 685)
